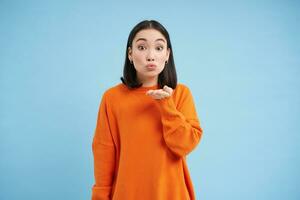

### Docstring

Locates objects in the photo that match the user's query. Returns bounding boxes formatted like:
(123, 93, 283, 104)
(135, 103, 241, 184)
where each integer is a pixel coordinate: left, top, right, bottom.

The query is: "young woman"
(91, 20, 204, 200)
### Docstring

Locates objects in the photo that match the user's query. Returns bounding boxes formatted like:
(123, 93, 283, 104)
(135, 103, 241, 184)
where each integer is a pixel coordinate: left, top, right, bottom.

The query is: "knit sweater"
(91, 82, 203, 200)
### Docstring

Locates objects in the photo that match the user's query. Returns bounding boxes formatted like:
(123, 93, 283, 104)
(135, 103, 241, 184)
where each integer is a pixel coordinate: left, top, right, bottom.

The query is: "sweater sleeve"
(154, 86, 203, 158)
(91, 92, 116, 200)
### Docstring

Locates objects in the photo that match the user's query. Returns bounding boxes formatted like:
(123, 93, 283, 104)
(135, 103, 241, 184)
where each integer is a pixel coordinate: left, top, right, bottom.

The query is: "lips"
(146, 64, 157, 69)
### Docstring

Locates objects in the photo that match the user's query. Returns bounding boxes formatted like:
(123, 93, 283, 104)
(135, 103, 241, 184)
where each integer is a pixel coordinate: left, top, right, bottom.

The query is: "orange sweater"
(91, 83, 203, 200)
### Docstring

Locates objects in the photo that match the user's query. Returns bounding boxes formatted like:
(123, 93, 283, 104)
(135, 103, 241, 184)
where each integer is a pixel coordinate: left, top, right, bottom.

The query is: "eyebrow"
(135, 38, 166, 43)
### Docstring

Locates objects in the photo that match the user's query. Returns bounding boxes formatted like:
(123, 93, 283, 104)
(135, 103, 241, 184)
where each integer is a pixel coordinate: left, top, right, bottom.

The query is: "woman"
(91, 19, 204, 200)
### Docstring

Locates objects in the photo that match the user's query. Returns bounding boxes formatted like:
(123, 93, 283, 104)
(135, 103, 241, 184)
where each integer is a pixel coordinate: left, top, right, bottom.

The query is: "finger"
(161, 90, 170, 97)
(148, 90, 163, 99)
(157, 90, 170, 99)
(147, 89, 170, 99)
(152, 89, 163, 95)
(153, 90, 163, 98)
(163, 85, 173, 95)
(146, 90, 154, 95)
(147, 90, 159, 99)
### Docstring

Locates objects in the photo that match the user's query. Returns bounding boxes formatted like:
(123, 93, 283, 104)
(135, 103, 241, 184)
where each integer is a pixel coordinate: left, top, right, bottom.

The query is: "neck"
(137, 74, 158, 87)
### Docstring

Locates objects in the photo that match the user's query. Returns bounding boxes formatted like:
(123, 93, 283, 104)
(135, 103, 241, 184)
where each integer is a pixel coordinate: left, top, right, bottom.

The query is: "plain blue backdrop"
(1, 0, 299, 199)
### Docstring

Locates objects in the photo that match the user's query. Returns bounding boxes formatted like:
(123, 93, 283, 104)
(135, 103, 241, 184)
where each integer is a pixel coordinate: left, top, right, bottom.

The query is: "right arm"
(91, 92, 116, 200)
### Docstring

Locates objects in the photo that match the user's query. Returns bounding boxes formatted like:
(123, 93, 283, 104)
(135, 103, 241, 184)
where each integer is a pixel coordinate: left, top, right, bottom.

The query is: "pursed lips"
(146, 64, 157, 67)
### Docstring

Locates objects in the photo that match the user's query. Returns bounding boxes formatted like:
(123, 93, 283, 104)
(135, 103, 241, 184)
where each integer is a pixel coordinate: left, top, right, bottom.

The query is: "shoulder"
(171, 82, 195, 108)
(174, 83, 192, 97)
(175, 83, 189, 90)
(101, 83, 126, 100)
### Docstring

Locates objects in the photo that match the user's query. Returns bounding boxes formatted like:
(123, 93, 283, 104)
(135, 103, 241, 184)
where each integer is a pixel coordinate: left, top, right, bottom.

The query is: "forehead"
(133, 29, 166, 43)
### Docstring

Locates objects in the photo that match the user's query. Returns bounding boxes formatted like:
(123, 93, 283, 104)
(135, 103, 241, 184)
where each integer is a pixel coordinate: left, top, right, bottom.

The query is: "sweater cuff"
(91, 185, 111, 200)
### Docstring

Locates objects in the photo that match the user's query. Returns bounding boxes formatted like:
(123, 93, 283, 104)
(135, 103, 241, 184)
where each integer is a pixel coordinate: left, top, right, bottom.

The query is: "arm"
(91, 92, 116, 200)
(155, 86, 203, 158)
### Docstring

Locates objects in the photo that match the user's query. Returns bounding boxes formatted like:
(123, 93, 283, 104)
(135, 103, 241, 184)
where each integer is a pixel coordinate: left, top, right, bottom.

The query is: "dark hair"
(120, 20, 177, 89)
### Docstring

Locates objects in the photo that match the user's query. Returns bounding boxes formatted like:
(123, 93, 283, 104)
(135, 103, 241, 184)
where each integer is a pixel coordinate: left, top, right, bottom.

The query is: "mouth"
(146, 64, 157, 70)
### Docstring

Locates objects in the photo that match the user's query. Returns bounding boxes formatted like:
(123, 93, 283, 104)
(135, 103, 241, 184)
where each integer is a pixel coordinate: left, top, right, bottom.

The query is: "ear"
(128, 46, 132, 60)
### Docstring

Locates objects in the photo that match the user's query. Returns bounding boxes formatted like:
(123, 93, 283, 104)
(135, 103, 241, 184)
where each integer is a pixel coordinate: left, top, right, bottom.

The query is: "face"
(128, 29, 170, 84)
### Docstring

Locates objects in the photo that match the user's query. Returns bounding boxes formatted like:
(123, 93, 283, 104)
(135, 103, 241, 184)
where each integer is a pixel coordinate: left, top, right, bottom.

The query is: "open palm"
(146, 85, 173, 100)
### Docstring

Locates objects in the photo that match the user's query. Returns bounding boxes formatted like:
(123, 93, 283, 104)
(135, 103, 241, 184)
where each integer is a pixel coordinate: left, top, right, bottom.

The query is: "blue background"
(1, 0, 299, 199)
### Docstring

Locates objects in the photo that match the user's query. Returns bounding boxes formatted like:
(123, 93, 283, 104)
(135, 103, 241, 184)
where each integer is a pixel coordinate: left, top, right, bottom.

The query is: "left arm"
(154, 86, 203, 158)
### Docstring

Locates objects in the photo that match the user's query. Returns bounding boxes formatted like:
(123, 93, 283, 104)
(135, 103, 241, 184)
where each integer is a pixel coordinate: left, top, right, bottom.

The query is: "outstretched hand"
(146, 85, 173, 100)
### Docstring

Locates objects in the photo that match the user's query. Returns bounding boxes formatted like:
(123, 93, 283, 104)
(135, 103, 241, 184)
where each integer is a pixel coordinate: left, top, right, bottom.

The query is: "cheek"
(157, 56, 167, 65)
(158, 52, 168, 60)
(132, 52, 144, 62)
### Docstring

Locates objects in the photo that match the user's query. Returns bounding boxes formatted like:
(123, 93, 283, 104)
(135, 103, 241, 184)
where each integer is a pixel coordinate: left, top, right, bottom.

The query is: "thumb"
(163, 85, 173, 95)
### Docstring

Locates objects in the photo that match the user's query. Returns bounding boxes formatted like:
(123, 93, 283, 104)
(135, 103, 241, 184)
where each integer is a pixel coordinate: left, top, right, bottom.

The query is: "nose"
(147, 58, 154, 62)
(146, 49, 155, 62)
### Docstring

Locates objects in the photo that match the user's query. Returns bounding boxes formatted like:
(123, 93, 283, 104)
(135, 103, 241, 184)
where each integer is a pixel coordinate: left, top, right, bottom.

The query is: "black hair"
(120, 20, 177, 89)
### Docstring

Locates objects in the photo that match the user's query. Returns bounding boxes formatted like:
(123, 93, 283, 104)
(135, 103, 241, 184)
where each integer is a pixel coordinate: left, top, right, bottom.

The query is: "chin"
(143, 71, 159, 77)
(145, 73, 159, 77)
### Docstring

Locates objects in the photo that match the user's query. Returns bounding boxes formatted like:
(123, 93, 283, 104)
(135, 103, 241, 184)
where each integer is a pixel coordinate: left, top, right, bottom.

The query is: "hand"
(146, 85, 173, 100)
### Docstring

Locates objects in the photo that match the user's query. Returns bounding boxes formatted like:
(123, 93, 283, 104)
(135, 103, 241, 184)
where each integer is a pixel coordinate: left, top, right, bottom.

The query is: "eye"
(137, 45, 146, 50)
(156, 46, 164, 51)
